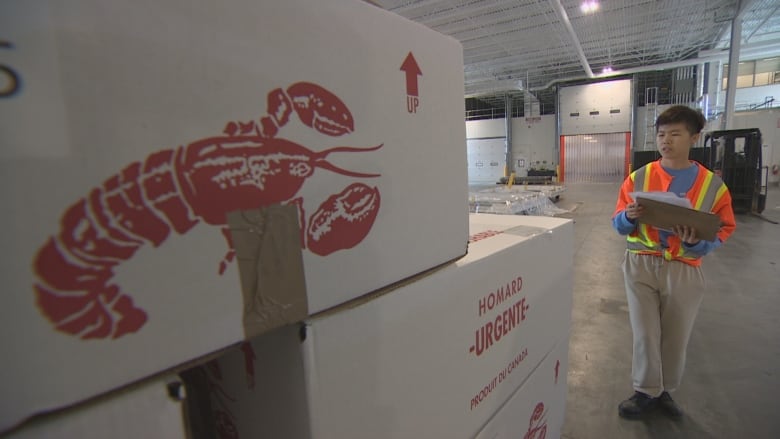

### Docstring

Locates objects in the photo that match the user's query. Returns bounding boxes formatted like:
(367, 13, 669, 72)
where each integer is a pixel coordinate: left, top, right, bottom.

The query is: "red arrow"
(400, 52, 422, 97)
(240, 342, 256, 389)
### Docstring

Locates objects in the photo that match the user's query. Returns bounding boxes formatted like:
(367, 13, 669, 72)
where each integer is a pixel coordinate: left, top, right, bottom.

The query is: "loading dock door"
(561, 132, 630, 183)
(467, 137, 506, 184)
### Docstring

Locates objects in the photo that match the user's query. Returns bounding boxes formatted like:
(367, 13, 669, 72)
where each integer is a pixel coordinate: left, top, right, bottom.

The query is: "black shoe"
(658, 392, 683, 418)
(618, 392, 658, 419)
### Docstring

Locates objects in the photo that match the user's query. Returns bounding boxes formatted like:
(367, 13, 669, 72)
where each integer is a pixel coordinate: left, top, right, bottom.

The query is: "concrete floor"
(555, 182, 780, 439)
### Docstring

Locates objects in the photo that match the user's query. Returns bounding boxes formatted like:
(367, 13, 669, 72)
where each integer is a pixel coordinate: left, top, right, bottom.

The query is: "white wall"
(465, 119, 505, 139)
(731, 109, 780, 184)
(636, 106, 779, 184)
(511, 115, 557, 175)
(730, 84, 780, 109)
(466, 84, 779, 183)
(465, 114, 556, 179)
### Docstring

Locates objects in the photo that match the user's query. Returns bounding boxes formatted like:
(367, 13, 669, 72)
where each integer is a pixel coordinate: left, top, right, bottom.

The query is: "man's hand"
(673, 225, 700, 245)
(625, 202, 644, 221)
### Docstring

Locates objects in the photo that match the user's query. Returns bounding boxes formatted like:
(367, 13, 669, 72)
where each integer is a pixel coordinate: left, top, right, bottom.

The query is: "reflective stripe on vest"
(634, 165, 650, 191)
(625, 162, 724, 260)
(626, 166, 656, 251)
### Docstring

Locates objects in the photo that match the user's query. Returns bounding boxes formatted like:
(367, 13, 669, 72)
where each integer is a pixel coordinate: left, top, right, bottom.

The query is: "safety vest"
(627, 161, 727, 265)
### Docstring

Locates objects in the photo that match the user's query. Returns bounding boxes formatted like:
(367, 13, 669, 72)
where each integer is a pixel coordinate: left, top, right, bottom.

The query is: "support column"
(504, 93, 513, 177)
(723, 12, 742, 129)
(710, 59, 723, 118)
(698, 62, 709, 117)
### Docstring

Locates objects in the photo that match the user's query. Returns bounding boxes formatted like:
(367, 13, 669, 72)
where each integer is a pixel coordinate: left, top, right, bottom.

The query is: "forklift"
(702, 129, 774, 220)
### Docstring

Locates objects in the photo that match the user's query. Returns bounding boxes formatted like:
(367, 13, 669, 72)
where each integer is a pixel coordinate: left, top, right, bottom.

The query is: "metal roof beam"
(549, 0, 594, 78)
(744, 3, 780, 42)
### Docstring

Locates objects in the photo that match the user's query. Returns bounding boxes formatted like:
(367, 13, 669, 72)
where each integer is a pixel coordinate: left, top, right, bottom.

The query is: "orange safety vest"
(622, 160, 735, 266)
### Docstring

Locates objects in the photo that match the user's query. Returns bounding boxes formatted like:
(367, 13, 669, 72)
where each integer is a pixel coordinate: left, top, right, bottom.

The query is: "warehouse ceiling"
(372, 0, 780, 116)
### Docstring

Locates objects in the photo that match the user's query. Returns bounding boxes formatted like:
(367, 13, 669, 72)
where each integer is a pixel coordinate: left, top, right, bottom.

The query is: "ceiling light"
(603, 66, 613, 74)
(580, 1, 599, 13)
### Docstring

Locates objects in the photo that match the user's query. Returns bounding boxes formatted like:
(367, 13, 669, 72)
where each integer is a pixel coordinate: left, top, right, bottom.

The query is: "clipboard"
(635, 196, 721, 241)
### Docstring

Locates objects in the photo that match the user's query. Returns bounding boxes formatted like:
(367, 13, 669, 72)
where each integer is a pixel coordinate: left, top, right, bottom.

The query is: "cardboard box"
(0, 0, 467, 431)
(5, 376, 187, 439)
(474, 338, 570, 439)
(199, 214, 574, 439)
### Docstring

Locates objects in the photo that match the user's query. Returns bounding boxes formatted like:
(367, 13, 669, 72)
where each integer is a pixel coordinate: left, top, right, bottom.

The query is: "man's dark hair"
(655, 105, 707, 134)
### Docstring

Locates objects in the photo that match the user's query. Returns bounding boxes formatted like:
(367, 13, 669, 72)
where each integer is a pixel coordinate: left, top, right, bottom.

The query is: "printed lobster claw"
(31, 82, 382, 339)
(307, 183, 381, 256)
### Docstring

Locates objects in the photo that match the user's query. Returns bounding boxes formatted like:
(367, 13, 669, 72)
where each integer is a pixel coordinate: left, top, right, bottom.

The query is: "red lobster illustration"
(33, 82, 382, 340)
(523, 402, 548, 439)
(205, 360, 240, 439)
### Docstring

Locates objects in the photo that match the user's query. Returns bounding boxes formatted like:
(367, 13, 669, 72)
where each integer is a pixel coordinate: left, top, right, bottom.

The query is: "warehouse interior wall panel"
(639, 106, 779, 185)
(732, 109, 780, 184)
(512, 115, 557, 176)
(465, 118, 506, 139)
(466, 115, 557, 178)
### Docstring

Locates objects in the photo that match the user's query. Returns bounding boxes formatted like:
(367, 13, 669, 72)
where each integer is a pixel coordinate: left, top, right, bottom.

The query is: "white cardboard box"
(0, 0, 467, 431)
(475, 337, 570, 439)
(202, 214, 574, 439)
(5, 376, 187, 439)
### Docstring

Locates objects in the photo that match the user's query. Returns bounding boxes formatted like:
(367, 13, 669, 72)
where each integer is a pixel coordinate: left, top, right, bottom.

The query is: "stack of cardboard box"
(0, 0, 573, 437)
(6, 377, 190, 439)
(199, 214, 573, 438)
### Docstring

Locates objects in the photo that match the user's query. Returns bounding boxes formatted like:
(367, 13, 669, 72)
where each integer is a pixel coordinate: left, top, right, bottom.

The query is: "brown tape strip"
(226, 205, 308, 339)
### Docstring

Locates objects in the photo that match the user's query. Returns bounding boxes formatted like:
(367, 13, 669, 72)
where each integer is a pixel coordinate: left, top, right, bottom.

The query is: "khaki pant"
(622, 252, 705, 397)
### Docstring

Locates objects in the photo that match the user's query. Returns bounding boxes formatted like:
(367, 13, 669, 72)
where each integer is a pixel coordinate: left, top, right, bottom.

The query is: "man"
(612, 105, 736, 419)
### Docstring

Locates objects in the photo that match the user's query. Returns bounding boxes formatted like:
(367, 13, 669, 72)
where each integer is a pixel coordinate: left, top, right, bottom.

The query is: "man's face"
(656, 122, 699, 161)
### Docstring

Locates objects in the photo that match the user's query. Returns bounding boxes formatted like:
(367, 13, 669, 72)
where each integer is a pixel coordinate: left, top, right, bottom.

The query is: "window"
(722, 58, 780, 89)
(737, 62, 755, 87)
(755, 58, 780, 86)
